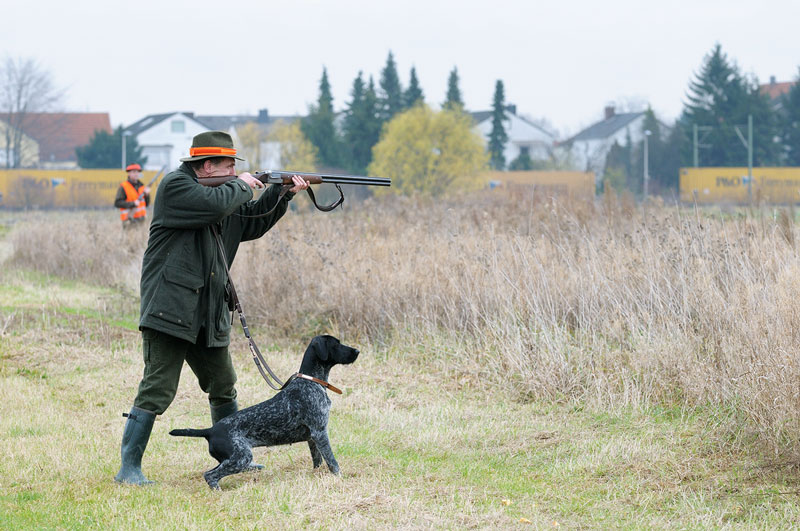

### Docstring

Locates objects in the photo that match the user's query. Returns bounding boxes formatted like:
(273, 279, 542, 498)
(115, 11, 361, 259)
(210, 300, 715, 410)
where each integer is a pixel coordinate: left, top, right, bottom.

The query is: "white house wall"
(474, 115, 554, 167)
(570, 115, 647, 176)
(135, 113, 210, 171)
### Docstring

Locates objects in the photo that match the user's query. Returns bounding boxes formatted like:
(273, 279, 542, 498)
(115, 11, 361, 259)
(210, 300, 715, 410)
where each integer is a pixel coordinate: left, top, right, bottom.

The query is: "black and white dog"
(170, 335, 359, 489)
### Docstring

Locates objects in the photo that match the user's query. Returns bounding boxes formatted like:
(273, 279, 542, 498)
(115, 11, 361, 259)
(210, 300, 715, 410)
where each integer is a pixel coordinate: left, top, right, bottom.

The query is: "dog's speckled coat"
(170, 335, 359, 489)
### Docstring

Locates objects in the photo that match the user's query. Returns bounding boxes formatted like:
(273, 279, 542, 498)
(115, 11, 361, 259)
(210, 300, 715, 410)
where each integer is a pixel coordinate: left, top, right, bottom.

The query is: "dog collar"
(292, 373, 343, 394)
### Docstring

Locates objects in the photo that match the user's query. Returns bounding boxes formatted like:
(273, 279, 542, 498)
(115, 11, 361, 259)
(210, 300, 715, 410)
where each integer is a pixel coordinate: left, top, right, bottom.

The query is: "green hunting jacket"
(139, 163, 294, 347)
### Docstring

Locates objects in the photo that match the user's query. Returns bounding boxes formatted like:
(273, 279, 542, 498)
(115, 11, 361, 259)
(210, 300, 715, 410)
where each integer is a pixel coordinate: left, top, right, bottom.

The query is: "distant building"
(124, 112, 210, 171)
(0, 112, 111, 169)
(0, 119, 39, 168)
(125, 109, 301, 171)
(470, 105, 555, 168)
(760, 75, 795, 114)
(565, 106, 647, 177)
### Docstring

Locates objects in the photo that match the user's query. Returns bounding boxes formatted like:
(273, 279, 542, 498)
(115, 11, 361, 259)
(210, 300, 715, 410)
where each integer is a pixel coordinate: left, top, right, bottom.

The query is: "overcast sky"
(6, 0, 799, 137)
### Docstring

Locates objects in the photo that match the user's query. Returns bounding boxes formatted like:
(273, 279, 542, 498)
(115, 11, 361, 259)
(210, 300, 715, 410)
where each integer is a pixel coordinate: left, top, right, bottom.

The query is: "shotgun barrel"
(255, 170, 391, 187)
(197, 170, 390, 188)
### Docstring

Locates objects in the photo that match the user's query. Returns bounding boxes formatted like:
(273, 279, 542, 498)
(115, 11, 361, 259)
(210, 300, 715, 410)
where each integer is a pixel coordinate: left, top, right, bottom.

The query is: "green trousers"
(133, 328, 237, 415)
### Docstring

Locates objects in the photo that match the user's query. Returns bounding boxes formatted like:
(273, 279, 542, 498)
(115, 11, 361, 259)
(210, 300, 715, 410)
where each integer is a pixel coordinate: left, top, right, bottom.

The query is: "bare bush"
(8, 193, 800, 454)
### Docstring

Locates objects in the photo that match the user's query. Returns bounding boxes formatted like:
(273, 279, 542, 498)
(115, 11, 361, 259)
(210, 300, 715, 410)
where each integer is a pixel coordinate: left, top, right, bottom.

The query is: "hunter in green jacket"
(115, 131, 310, 485)
(138, 161, 287, 347)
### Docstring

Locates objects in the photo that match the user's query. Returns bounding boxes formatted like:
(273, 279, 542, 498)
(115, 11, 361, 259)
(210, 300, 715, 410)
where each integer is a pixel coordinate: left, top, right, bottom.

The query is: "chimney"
(505, 103, 517, 116)
(770, 75, 776, 85)
(604, 105, 615, 120)
(258, 108, 269, 123)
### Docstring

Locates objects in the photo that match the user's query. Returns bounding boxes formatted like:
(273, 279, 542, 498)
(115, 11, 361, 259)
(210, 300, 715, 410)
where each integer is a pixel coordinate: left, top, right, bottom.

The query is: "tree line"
(605, 44, 800, 196)
(4, 46, 800, 199)
(301, 51, 474, 175)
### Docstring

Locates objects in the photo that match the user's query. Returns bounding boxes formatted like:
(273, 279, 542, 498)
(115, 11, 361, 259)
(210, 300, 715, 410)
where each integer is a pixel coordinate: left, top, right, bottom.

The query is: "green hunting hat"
(180, 130, 245, 162)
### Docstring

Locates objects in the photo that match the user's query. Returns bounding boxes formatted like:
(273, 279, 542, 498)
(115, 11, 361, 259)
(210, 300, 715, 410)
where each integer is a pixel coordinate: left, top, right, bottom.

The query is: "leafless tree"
(0, 56, 64, 168)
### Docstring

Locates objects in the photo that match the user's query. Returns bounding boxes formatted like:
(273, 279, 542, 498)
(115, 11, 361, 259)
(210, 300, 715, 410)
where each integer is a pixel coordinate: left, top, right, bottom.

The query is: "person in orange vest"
(114, 163, 151, 226)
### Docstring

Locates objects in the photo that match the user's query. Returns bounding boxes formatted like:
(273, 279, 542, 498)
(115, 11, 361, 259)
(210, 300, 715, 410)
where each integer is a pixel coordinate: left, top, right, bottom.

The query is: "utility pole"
(734, 114, 754, 203)
(643, 130, 652, 199)
(122, 130, 131, 170)
(693, 124, 712, 167)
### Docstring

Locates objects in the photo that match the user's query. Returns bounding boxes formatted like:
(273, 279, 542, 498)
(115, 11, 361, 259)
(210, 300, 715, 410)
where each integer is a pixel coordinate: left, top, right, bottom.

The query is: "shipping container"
(0, 169, 160, 209)
(680, 167, 800, 204)
(484, 170, 595, 200)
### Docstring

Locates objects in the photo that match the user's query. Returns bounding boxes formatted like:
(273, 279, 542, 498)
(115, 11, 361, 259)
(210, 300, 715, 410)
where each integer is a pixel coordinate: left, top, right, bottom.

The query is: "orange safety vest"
(120, 181, 147, 221)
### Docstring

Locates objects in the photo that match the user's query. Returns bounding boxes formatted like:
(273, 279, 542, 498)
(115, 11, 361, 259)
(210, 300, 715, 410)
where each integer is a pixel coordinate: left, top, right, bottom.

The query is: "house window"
(171, 120, 185, 133)
(519, 146, 530, 156)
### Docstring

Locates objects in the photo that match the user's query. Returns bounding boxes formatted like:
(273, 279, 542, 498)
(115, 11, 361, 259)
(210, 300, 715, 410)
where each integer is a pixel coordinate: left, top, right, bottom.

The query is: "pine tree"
(301, 67, 343, 168)
(403, 66, 424, 109)
(488, 80, 509, 170)
(343, 72, 381, 174)
(781, 67, 800, 165)
(378, 51, 403, 122)
(76, 126, 146, 169)
(443, 67, 464, 111)
(679, 44, 779, 167)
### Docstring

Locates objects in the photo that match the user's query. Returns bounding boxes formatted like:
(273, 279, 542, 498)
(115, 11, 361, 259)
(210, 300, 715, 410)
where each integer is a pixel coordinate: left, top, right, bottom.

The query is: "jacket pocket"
(149, 265, 204, 328)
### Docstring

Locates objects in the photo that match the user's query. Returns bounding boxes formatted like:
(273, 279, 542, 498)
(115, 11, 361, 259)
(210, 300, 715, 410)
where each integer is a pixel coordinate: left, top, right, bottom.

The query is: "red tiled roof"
(0, 112, 111, 162)
(760, 81, 794, 100)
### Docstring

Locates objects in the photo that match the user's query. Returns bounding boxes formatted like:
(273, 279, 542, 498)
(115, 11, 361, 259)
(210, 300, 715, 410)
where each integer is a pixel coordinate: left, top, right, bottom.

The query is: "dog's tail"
(169, 428, 211, 438)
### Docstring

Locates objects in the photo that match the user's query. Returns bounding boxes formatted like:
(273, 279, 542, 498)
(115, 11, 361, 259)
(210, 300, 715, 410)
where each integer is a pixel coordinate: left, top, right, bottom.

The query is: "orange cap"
(126, 163, 142, 172)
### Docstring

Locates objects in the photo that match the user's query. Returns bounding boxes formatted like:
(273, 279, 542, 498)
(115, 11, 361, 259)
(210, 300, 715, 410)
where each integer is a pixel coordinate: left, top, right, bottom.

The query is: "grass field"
(2, 194, 800, 529)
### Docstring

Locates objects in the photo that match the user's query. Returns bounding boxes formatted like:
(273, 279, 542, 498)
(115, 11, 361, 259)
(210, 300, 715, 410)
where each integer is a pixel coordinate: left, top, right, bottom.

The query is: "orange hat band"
(189, 147, 238, 157)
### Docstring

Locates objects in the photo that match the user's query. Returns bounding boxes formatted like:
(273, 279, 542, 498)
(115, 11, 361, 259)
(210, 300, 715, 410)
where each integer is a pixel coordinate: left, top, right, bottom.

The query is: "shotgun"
(197, 170, 390, 188)
(198, 170, 390, 213)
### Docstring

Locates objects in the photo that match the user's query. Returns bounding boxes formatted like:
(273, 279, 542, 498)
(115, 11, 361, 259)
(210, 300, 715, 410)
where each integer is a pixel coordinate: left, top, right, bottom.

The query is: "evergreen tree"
(301, 67, 343, 168)
(378, 51, 403, 122)
(76, 126, 146, 169)
(679, 44, 779, 167)
(781, 67, 800, 165)
(403, 66, 424, 109)
(508, 150, 533, 170)
(343, 72, 381, 174)
(443, 67, 464, 111)
(604, 139, 633, 193)
(488, 80, 509, 170)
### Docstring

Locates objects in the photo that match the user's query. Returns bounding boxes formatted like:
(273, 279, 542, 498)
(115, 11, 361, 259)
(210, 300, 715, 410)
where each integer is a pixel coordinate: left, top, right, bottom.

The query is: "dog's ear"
(308, 335, 329, 361)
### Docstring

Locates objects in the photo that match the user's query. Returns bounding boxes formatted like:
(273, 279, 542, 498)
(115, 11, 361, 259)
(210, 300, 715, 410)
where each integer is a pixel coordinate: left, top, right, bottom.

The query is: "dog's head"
(300, 334, 359, 373)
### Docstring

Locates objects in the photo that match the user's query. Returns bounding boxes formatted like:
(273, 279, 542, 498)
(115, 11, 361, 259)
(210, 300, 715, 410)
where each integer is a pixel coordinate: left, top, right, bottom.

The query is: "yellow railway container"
(680, 167, 800, 204)
(0, 169, 160, 208)
(484, 170, 595, 200)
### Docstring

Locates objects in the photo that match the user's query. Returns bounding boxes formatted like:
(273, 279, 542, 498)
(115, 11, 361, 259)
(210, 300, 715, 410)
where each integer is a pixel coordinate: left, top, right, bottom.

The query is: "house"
(124, 112, 211, 171)
(125, 109, 301, 171)
(222, 109, 302, 170)
(760, 75, 795, 114)
(0, 112, 111, 169)
(565, 106, 647, 177)
(470, 105, 555, 167)
(0, 119, 39, 167)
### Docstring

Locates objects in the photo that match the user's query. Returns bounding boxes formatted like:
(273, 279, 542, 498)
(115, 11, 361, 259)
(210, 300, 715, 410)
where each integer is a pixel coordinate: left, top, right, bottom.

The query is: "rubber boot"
(210, 400, 239, 425)
(114, 406, 156, 485)
(210, 400, 263, 470)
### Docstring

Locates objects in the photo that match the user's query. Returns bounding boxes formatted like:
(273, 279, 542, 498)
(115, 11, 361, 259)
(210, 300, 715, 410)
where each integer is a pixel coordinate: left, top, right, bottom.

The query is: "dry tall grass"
(8, 190, 800, 455)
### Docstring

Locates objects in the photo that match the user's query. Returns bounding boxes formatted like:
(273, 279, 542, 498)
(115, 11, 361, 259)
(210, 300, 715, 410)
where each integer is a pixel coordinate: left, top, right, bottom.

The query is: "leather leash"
(211, 225, 342, 395)
(212, 224, 284, 391)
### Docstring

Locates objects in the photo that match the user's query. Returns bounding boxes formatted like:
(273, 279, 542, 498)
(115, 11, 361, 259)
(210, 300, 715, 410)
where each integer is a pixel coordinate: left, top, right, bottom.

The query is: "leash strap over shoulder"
(211, 224, 284, 391)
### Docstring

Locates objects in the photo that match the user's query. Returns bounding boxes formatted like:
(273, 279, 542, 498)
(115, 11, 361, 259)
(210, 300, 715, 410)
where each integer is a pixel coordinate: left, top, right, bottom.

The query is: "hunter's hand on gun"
(239, 173, 309, 193)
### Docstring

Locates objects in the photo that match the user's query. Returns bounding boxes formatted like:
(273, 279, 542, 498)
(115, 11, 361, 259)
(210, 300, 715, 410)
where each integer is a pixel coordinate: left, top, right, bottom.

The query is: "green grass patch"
(2, 264, 800, 528)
